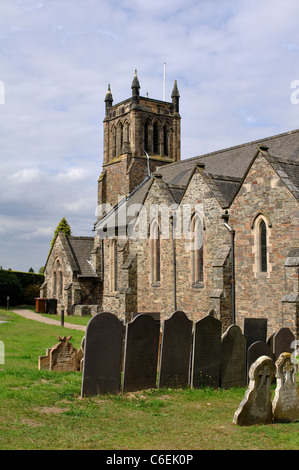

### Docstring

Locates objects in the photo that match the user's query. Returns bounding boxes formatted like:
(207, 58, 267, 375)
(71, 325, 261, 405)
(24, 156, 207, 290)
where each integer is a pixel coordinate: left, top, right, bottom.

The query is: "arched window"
(124, 121, 130, 145)
(109, 239, 118, 292)
(144, 120, 150, 153)
(163, 125, 169, 156)
(259, 219, 267, 273)
(53, 271, 57, 296)
(111, 126, 116, 160)
(153, 122, 159, 154)
(150, 220, 160, 284)
(190, 214, 203, 285)
(116, 122, 123, 156)
(252, 213, 271, 275)
(52, 259, 63, 297)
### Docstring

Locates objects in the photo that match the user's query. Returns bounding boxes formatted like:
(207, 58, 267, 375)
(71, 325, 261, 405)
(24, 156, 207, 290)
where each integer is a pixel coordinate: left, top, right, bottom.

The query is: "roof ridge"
(67, 235, 94, 240)
(157, 128, 299, 170)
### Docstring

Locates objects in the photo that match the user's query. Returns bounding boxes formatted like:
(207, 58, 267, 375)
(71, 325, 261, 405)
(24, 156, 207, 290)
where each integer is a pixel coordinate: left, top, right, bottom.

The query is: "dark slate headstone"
(158, 311, 193, 389)
(243, 318, 267, 349)
(272, 328, 295, 361)
(81, 312, 124, 397)
(220, 324, 246, 389)
(247, 340, 273, 382)
(191, 315, 222, 388)
(122, 314, 160, 393)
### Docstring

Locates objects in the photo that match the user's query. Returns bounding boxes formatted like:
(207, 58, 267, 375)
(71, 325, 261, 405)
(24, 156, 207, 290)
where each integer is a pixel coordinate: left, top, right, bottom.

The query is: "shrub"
(24, 284, 41, 304)
(0, 271, 24, 306)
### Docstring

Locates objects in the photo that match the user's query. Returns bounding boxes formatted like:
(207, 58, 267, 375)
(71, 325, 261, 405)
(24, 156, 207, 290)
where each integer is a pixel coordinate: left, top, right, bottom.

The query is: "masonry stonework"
(229, 151, 299, 335)
(42, 72, 299, 339)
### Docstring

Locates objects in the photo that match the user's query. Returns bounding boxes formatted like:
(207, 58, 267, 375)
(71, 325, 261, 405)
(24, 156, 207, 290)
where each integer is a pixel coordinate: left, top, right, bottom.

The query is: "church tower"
(97, 70, 181, 213)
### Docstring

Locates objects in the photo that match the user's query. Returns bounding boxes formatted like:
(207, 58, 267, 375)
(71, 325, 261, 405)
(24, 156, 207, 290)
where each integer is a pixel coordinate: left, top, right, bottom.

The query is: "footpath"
(12, 309, 86, 332)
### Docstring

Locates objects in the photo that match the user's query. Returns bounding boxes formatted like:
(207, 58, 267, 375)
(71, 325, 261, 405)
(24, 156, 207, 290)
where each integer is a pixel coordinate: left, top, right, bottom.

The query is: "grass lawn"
(0, 308, 298, 451)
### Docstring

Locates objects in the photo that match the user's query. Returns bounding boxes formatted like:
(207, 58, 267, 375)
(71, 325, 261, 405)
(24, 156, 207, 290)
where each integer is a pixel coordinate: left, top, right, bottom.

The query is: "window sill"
(151, 281, 161, 288)
(191, 282, 204, 289)
(255, 271, 270, 279)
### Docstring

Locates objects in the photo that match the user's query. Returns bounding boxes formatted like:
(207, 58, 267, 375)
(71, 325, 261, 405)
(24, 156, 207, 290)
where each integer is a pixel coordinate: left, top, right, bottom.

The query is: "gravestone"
(81, 312, 124, 397)
(247, 341, 273, 382)
(122, 314, 160, 393)
(191, 314, 222, 388)
(243, 318, 267, 349)
(272, 352, 299, 422)
(220, 325, 246, 389)
(158, 311, 193, 389)
(38, 347, 52, 370)
(272, 328, 295, 361)
(50, 336, 81, 371)
(38, 336, 81, 371)
(233, 355, 275, 426)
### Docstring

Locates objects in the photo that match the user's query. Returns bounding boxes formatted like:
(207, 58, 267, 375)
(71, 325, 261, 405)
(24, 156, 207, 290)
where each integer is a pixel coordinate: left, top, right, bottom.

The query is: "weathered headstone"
(122, 314, 160, 393)
(272, 352, 299, 422)
(38, 347, 52, 370)
(191, 314, 222, 388)
(158, 311, 193, 389)
(247, 341, 273, 382)
(233, 355, 275, 426)
(81, 312, 124, 397)
(243, 318, 267, 349)
(50, 336, 81, 371)
(220, 324, 246, 388)
(272, 328, 295, 361)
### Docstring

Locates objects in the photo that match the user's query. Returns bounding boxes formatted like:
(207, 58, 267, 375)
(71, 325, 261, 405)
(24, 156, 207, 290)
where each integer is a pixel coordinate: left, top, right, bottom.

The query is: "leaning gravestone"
(220, 324, 246, 389)
(243, 318, 267, 349)
(233, 355, 275, 426)
(191, 314, 222, 388)
(247, 341, 273, 382)
(158, 311, 193, 389)
(81, 312, 124, 397)
(122, 314, 160, 393)
(272, 352, 299, 422)
(272, 328, 295, 361)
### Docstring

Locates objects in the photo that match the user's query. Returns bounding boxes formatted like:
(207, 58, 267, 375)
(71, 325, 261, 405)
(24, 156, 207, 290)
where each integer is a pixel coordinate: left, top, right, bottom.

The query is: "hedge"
(0, 270, 44, 306)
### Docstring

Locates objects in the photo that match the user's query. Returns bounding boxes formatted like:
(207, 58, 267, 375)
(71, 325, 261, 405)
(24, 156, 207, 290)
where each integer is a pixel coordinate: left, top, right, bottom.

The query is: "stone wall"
(229, 152, 299, 336)
(122, 170, 233, 324)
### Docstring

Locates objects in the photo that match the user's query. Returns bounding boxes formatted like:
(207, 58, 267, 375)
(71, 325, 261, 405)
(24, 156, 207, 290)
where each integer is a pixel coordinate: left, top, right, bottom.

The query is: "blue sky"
(1, 0, 299, 272)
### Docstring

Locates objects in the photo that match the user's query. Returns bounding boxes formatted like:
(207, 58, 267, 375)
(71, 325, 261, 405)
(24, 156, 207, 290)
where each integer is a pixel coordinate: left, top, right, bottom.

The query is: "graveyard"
(0, 307, 298, 450)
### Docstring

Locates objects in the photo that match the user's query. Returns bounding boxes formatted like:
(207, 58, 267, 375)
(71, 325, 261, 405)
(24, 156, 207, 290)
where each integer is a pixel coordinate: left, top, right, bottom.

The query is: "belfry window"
(150, 220, 161, 284)
(153, 122, 159, 154)
(144, 121, 150, 153)
(163, 125, 169, 156)
(116, 123, 123, 156)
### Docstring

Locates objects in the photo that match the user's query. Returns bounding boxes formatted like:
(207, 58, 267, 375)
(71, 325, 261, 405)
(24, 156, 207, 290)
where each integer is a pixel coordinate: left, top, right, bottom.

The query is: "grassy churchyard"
(0, 308, 298, 451)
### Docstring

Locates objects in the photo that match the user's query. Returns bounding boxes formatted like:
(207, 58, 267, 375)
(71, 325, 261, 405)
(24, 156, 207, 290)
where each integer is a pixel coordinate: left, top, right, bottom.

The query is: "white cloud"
(1, 0, 299, 270)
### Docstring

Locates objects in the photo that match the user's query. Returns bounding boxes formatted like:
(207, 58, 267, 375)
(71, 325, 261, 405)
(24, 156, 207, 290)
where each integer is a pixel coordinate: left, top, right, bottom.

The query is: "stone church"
(41, 70, 299, 338)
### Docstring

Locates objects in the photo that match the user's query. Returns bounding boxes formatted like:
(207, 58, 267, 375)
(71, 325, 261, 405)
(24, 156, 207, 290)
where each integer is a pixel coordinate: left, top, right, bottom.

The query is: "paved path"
(12, 309, 86, 332)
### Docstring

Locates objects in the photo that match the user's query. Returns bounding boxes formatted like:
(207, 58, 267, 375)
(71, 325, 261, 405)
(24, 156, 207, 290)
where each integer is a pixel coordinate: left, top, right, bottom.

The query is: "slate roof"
(66, 236, 97, 277)
(95, 128, 299, 235)
(57, 234, 96, 278)
(157, 127, 299, 207)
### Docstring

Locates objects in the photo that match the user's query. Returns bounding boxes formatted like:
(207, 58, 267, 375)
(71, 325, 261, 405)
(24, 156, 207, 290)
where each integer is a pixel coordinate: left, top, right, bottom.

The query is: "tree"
(51, 217, 71, 248)
(28, 267, 34, 273)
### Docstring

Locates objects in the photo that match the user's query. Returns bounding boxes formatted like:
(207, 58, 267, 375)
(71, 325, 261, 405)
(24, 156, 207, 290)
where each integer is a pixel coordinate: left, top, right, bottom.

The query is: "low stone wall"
(73, 304, 103, 316)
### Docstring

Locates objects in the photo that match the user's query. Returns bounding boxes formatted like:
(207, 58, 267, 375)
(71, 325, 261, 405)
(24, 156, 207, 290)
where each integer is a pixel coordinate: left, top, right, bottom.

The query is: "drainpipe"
(221, 211, 236, 325)
(170, 214, 177, 312)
